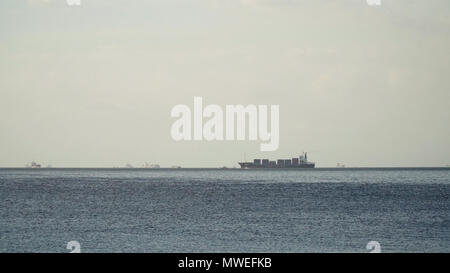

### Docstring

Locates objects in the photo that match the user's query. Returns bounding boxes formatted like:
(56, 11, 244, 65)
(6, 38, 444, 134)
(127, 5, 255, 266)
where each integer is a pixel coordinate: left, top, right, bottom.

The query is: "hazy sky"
(1, 0, 449, 167)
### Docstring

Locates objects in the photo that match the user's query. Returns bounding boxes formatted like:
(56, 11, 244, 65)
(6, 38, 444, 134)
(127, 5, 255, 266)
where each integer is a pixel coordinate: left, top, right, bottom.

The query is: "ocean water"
(0, 168, 449, 253)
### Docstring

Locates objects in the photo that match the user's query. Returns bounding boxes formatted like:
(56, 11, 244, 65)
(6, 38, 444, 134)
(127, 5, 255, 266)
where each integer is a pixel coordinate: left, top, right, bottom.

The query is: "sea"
(1, 168, 449, 253)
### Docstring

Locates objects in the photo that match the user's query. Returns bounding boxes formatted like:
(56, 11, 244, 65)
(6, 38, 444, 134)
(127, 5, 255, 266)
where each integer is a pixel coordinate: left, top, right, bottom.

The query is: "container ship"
(238, 152, 315, 169)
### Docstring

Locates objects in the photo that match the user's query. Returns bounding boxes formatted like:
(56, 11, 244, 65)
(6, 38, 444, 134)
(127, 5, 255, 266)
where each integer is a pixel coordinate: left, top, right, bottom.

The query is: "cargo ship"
(238, 152, 315, 169)
(25, 161, 41, 168)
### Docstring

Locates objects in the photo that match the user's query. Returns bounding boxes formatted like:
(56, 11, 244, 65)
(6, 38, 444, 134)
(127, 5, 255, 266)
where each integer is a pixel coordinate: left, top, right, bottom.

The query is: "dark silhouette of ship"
(238, 152, 315, 169)
(25, 162, 41, 168)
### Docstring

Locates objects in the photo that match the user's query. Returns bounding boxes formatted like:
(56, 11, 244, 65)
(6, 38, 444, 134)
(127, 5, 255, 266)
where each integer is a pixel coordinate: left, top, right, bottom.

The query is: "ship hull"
(238, 162, 315, 169)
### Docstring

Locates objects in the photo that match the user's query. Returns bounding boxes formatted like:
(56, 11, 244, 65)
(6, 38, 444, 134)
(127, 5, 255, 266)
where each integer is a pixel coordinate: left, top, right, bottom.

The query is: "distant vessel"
(142, 162, 161, 168)
(238, 152, 315, 169)
(28, 162, 41, 168)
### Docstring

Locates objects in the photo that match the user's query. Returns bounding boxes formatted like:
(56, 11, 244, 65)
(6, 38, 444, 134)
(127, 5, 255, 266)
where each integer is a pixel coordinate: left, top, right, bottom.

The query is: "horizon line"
(0, 166, 449, 170)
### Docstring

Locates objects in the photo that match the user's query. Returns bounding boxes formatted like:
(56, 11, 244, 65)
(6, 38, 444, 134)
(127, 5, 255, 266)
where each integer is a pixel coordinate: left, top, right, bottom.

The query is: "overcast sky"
(0, 0, 449, 167)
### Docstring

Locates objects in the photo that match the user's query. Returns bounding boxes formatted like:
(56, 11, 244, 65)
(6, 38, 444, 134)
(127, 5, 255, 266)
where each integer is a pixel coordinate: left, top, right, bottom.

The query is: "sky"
(0, 0, 449, 167)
